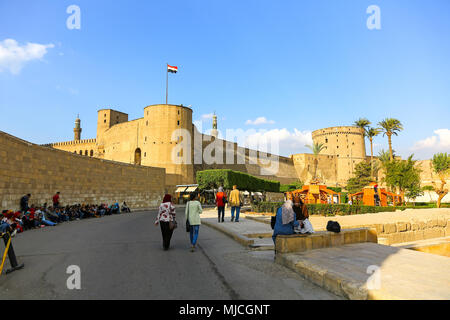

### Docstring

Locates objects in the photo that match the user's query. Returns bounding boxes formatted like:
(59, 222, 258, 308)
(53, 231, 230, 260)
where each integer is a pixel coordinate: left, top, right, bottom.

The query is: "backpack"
(326, 221, 341, 233)
(270, 215, 276, 230)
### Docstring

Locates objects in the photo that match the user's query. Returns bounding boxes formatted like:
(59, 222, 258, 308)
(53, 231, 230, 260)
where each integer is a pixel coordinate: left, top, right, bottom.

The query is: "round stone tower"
(312, 126, 366, 184)
(142, 104, 194, 185)
(312, 126, 366, 159)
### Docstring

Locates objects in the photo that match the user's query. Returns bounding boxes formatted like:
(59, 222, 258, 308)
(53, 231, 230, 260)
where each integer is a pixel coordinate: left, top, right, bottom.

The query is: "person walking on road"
(229, 185, 243, 222)
(155, 194, 177, 251)
(215, 186, 227, 223)
(185, 193, 202, 252)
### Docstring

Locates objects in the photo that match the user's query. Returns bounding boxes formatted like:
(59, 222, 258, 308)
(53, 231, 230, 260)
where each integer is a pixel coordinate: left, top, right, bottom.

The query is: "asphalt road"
(0, 208, 340, 300)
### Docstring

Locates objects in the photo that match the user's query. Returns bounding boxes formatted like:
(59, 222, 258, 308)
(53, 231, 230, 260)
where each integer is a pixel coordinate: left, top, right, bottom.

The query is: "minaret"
(74, 114, 82, 141)
(211, 112, 218, 138)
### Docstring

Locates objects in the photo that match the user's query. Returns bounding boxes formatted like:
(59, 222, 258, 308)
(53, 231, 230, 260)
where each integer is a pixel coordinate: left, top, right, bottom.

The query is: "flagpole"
(166, 63, 168, 105)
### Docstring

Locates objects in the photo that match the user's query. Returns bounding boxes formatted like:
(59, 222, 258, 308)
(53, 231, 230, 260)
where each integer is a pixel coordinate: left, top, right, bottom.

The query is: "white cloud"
(201, 113, 214, 120)
(412, 129, 450, 152)
(0, 38, 54, 75)
(68, 87, 79, 95)
(245, 117, 275, 125)
(244, 128, 313, 156)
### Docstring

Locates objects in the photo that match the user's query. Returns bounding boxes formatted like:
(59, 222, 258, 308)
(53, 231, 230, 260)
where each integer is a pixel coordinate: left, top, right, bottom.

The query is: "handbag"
(169, 219, 177, 230)
(186, 201, 191, 232)
(168, 204, 177, 230)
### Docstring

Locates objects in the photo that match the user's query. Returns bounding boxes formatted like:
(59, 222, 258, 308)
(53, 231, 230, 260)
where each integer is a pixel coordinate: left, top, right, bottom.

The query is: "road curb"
(276, 253, 367, 300)
(201, 220, 255, 247)
(244, 215, 271, 225)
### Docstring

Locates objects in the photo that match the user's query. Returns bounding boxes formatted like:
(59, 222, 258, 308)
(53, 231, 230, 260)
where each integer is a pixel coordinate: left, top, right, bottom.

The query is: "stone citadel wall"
(44, 106, 447, 193)
(0, 131, 166, 211)
(43, 139, 97, 157)
(193, 130, 299, 185)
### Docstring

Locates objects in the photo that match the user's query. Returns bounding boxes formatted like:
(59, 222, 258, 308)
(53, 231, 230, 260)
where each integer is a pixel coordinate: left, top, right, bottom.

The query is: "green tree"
(354, 118, 371, 132)
(378, 118, 403, 161)
(422, 185, 435, 203)
(382, 155, 422, 204)
(406, 185, 424, 205)
(305, 142, 326, 183)
(431, 153, 450, 208)
(346, 161, 372, 194)
(378, 149, 391, 164)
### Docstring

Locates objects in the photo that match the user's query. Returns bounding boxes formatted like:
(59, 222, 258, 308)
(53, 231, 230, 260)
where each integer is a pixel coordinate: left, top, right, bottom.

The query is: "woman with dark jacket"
(155, 194, 176, 250)
(292, 196, 314, 234)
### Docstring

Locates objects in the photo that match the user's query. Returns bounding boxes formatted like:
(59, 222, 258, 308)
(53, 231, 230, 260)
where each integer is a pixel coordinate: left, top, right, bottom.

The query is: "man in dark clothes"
(20, 194, 31, 213)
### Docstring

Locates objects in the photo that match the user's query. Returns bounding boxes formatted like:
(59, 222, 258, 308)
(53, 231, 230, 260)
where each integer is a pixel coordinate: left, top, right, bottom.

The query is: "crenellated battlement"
(42, 138, 97, 147)
(312, 126, 364, 138)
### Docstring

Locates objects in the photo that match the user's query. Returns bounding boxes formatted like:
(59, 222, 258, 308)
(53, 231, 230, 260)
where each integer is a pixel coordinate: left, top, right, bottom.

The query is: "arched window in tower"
(90, 150, 94, 157)
(79, 150, 82, 155)
(134, 148, 142, 165)
(85, 150, 88, 156)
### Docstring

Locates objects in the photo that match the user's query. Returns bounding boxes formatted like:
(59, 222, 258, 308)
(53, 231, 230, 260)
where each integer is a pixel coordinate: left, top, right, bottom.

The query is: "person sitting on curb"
(272, 199, 300, 247)
(121, 201, 131, 213)
(292, 196, 314, 234)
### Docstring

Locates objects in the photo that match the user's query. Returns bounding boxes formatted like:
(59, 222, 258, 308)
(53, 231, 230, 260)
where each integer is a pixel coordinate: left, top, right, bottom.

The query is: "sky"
(0, 0, 449, 160)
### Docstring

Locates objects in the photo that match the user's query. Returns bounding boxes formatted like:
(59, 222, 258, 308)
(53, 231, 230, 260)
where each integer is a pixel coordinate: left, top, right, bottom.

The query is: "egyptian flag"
(167, 65, 178, 73)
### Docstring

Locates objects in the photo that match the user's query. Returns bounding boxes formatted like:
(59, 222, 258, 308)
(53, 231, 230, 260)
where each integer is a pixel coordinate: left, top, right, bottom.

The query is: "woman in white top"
(185, 193, 203, 252)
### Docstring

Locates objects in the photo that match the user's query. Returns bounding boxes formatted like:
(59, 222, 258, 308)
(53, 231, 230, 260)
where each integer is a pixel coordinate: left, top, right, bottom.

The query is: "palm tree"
(366, 127, 381, 179)
(378, 118, 403, 161)
(305, 142, 326, 183)
(354, 118, 371, 135)
(378, 149, 393, 164)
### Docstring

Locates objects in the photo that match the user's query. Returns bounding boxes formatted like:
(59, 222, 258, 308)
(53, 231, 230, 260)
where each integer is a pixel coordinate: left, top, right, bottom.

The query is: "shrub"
(251, 202, 401, 216)
(196, 169, 280, 192)
(280, 181, 304, 193)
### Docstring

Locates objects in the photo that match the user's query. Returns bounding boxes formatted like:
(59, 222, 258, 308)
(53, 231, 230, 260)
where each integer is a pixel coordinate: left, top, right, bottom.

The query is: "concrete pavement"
(0, 208, 340, 300)
(202, 207, 450, 299)
(200, 208, 274, 250)
(277, 242, 450, 300)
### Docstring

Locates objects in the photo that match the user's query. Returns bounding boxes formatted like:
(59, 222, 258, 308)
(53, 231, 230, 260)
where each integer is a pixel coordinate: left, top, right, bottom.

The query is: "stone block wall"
(0, 131, 166, 210)
(276, 228, 377, 254)
(375, 218, 450, 245)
